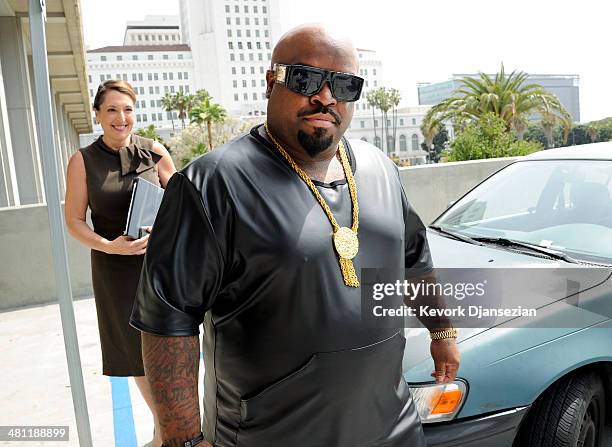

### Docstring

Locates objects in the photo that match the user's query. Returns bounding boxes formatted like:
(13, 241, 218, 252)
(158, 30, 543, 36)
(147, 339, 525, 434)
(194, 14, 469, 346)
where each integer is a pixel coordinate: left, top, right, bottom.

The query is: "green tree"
(160, 92, 177, 131)
(423, 65, 571, 141)
(134, 124, 167, 147)
(189, 97, 228, 150)
(421, 127, 449, 163)
(366, 90, 380, 149)
(448, 113, 541, 161)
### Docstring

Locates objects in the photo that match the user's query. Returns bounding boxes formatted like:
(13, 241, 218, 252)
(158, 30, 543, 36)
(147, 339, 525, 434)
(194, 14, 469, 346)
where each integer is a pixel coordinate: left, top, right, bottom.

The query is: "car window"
(436, 160, 612, 264)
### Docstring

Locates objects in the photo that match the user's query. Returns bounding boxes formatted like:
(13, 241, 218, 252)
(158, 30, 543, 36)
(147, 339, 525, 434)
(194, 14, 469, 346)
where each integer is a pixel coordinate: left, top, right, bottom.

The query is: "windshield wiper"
(428, 225, 483, 246)
(471, 236, 580, 264)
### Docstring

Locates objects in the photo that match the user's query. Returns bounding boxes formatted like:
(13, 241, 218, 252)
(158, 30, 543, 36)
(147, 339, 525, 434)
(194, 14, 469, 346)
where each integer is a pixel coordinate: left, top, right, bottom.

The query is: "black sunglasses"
(272, 63, 364, 102)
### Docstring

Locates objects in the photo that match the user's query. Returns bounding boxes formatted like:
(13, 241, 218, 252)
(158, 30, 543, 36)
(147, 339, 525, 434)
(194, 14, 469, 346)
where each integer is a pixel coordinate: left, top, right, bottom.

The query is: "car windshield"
(434, 160, 612, 265)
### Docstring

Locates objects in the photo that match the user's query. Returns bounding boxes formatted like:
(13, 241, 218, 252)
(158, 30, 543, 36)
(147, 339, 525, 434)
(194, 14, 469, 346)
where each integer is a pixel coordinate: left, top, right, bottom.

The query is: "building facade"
(123, 15, 182, 46)
(418, 73, 581, 122)
(0, 0, 91, 207)
(179, 0, 282, 116)
(86, 44, 195, 133)
(354, 48, 383, 115)
(346, 106, 431, 164)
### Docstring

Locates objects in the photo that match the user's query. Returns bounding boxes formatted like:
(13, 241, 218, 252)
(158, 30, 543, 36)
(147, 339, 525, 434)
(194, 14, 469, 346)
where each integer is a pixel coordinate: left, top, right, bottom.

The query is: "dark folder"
(124, 177, 165, 239)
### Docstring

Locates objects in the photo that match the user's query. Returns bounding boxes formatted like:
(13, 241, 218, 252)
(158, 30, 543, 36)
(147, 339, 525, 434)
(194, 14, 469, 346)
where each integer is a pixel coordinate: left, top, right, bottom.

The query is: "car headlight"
(409, 380, 467, 423)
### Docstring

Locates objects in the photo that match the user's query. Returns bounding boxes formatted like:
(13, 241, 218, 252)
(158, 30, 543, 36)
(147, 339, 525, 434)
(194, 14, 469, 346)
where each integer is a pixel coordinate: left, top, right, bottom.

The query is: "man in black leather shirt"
(131, 24, 460, 447)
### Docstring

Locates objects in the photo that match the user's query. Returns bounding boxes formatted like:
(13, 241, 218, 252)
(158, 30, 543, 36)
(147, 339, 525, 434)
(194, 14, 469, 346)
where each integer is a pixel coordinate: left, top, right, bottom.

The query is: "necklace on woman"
(264, 122, 360, 287)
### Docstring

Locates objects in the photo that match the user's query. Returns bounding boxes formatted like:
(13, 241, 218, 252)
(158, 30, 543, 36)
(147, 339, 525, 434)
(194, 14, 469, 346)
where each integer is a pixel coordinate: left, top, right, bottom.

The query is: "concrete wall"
(0, 204, 92, 310)
(0, 157, 517, 310)
(400, 157, 516, 224)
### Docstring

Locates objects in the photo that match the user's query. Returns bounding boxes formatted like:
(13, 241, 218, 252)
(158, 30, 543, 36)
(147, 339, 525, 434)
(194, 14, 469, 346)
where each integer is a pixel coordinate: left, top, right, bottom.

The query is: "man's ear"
(265, 70, 275, 99)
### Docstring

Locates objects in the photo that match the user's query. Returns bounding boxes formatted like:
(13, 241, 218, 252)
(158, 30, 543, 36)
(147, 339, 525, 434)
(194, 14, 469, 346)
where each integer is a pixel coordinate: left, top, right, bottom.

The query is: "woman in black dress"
(65, 80, 176, 447)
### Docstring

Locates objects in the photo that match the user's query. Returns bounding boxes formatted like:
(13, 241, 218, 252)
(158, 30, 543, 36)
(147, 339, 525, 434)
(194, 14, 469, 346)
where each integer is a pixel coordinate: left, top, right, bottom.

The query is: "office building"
(123, 15, 182, 46)
(179, 0, 281, 116)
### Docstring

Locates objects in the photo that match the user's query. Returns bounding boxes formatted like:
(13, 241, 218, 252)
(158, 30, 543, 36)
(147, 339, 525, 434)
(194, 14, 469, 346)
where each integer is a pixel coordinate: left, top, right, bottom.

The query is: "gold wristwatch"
(429, 328, 458, 340)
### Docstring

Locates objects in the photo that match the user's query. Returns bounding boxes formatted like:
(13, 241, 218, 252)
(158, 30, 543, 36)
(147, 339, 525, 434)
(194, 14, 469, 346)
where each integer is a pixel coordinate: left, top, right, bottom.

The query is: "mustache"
(297, 105, 342, 125)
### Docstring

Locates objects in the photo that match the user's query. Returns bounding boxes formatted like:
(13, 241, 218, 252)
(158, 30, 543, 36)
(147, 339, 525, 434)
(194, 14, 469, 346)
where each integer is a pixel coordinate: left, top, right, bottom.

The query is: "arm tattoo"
(142, 333, 203, 447)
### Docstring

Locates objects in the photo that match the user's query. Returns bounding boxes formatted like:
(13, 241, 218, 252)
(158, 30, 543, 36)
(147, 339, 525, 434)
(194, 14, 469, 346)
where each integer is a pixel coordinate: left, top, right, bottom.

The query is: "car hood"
(402, 230, 612, 374)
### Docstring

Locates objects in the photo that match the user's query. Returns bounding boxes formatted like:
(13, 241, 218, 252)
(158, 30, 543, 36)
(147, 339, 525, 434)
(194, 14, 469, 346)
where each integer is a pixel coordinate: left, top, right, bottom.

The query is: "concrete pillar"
(0, 17, 45, 205)
(51, 93, 66, 193)
(0, 52, 20, 207)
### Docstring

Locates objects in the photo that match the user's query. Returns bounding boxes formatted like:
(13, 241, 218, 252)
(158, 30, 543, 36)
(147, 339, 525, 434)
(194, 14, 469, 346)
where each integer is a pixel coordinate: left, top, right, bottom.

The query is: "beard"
(297, 127, 334, 158)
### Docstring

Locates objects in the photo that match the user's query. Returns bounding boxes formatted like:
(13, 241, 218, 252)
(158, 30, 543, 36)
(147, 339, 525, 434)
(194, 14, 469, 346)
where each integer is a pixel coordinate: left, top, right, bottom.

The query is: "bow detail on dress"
(119, 143, 162, 177)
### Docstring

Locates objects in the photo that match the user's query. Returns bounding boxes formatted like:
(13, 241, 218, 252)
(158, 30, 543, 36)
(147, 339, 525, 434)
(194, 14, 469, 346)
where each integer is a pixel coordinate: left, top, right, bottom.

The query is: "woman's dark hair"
(93, 80, 137, 110)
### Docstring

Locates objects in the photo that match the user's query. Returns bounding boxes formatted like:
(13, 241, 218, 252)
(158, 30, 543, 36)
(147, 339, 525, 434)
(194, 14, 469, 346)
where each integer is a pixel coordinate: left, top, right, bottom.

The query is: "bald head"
(272, 24, 359, 73)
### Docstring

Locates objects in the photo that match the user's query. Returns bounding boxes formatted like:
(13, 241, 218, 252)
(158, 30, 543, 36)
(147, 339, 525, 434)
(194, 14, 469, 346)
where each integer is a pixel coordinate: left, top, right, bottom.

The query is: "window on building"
(165, 35, 169, 41)
(106, 74, 112, 80)
(99, 74, 105, 82)
(178, 72, 183, 80)
(152, 35, 156, 41)
(234, 93, 239, 101)
(225, 5, 230, 12)
(164, 86, 169, 93)
(263, 18, 268, 25)
(237, 30, 241, 37)
(242, 80, 247, 87)
(228, 42, 234, 50)
(255, 29, 260, 37)
(411, 134, 419, 151)
(249, 53, 254, 61)
(265, 42, 270, 49)
(139, 87, 145, 95)
(252, 92, 257, 100)
(254, 6, 258, 13)
(236, 17, 240, 25)
(241, 67, 246, 74)
(149, 87, 154, 95)
(240, 53, 245, 61)
(400, 135, 407, 151)
(154, 73, 159, 81)
(227, 29, 232, 37)
(260, 66, 265, 74)
(412, 118, 416, 125)
(179, 85, 184, 92)
(246, 30, 251, 37)
(230, 54, 235, 61)
(267, 53, 271, 60)
(256, 42, 261, 49)
(226, 17, 231, 25)
(374, 80, 378, 87)
(258, 53, 263, 61)
(178, 54, 183, 60)
(101, 56, 107, 61)
(247, 42, 252, 49)
(265, 30, 269, 38)
(387, 119, 391, 126)
(263, 6, 267, 13)
(234, 5, 239, 12)
(233, 80, 238, 88)
(158, 112, 162, 120)
(250, 66, 255, 74)
(148, 54, 153, 60)
(132, 55, 138, 60)
(138, 35, 142, 41)
(243, 93, 248, 100)
(251, 79, 256, 87)
(138, 73, 143, 81)
(145, 35, 149, 41)
(244, 5, 248, 12)
(255, 18, 259, 26)
(163, 54, 168, 60)
(156, 100, 161, 107)
(143, 114, 148, 122)
(123, 74, 128, 80)
(150, 99, 155, 107)
(163, 72, 168, 80)
(152, 113, 156, 122)
(400, 118, 404, 126)
(148, 73, 152, 81)
(170, 86, 175, 93)
(117, 55, 123, 61)
(155, 86, 160, 94)
(373, 68, 377, 76)
(167, 112, 173, 119)
(246, 17, 251, 25)
(360, 120, 365, 128)
(374, 136, 381, 148)
(238, 42, 243, 49)
(231, 67, 236, 75)
(374, 119, 378, 127)
(169, 72, 174, 80)
(261, 92, 266, 100)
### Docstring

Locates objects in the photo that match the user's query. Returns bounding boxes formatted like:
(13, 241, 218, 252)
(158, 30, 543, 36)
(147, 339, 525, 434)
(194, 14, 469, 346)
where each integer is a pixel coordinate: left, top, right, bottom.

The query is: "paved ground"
(0, 298, 204, 447)
(1, 299, 610, 446)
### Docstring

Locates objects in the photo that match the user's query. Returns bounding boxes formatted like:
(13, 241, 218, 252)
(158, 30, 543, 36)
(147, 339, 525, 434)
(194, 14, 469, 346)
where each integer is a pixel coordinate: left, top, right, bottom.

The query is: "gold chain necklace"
(264, 122, 360, 287)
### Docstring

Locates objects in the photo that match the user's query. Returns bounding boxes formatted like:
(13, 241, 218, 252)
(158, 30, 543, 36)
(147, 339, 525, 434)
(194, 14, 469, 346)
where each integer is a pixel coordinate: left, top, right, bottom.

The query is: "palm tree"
(189, 97, 227, 150)
(388, 88, 401, 154)
(174, 91, 195, 129)
(586, 124, 599, 143)
(366, 90, 379, 149)
(538, 95, 571, 148)
(423, 64, 571, 140)
(161, 92, 177, 131)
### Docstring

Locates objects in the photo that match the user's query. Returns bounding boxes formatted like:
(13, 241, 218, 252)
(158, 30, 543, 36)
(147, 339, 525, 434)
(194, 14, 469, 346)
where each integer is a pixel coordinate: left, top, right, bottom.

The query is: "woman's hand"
(104, 234, 149, 255)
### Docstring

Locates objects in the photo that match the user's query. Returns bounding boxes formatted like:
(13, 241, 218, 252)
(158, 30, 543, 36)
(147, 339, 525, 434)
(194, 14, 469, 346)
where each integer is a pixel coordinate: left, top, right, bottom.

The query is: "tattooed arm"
(142, 333, 211, 447)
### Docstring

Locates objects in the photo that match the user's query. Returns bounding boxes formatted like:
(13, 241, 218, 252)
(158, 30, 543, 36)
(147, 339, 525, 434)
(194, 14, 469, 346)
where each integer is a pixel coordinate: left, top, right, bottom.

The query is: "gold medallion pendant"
(264, 122, 361, 287)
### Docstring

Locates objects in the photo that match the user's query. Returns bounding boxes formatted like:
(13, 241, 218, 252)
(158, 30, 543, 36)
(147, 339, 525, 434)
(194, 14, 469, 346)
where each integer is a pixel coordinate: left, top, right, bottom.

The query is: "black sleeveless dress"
(80, 134, 162, 376)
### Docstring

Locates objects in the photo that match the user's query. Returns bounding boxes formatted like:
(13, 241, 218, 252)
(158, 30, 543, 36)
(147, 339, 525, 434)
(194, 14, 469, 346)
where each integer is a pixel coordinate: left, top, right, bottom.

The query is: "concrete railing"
(0, 157, 517, 310)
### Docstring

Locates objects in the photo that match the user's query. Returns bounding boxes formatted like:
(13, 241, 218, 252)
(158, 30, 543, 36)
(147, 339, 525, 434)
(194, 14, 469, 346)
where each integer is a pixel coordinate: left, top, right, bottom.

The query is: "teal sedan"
(404, 142, 612, 447)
